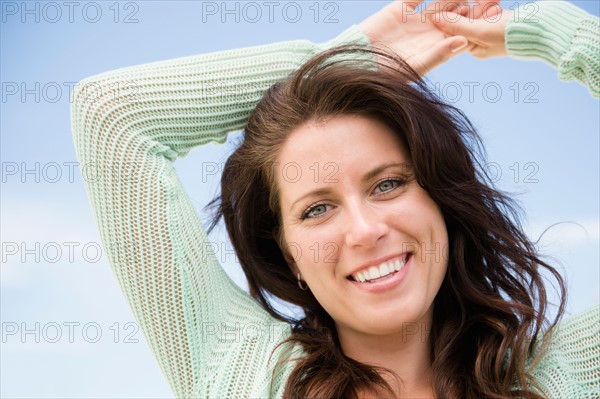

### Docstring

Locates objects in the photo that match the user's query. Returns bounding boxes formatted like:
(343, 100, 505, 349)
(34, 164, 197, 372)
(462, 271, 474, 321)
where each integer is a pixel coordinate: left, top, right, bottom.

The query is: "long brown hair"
(209, 46, 566, 398)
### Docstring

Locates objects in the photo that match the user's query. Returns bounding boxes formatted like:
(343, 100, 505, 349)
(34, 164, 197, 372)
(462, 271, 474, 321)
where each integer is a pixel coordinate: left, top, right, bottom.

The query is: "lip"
(346, 252, 410, 278)
(348, 253, 412, 294)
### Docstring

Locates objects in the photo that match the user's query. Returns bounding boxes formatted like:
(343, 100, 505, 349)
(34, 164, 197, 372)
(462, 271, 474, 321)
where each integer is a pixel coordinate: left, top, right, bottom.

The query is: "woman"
(71, 0, 599, 397)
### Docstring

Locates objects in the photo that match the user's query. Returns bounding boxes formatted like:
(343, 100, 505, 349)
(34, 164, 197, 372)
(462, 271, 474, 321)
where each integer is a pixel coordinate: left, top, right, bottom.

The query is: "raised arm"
(70, 1, 470, 395)
(70, 27, 368, 397)
(506, 1, 599, 97)
(431, 0, 600, 97)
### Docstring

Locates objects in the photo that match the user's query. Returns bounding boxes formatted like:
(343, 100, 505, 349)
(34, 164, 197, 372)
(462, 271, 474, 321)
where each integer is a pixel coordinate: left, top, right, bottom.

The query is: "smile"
(348, 253, 411, 283)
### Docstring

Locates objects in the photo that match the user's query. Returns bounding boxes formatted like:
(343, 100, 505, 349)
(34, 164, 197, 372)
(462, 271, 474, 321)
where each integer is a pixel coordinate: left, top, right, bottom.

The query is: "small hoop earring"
(297, 273, 308, 291)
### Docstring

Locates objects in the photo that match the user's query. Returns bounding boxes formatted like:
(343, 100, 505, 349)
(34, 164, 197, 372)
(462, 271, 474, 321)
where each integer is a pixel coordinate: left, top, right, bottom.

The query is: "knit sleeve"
(70, 26, 370, 398)
(528, 305, 600, 398)
(506, 1, 600, 98)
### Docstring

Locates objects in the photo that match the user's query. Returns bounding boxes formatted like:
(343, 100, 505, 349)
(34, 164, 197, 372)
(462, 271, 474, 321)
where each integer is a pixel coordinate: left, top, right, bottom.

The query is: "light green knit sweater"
(71, 1, 599, 398)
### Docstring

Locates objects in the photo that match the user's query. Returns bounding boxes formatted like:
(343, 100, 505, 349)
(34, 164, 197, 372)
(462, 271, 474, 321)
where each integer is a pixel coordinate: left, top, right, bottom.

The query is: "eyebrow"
(289, 162, 413, 213)
(361, 162, 413, 184)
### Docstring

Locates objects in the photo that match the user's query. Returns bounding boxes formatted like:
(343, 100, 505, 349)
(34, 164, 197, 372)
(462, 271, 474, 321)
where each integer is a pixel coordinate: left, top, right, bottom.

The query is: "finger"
(382, 0, 424, 22)
(425, 0, 465, 19)
(410, 35, 468, 76)
(434, 0, 468, 16)
(401, 0, 424, 12)
(481, 3, 503, 19)
(430, 11, 484, 39)
(472, 0, 501, 19)
(442, 1, 500, 19)
(447, 0, 496, 19)
(455, 1, 471, 17)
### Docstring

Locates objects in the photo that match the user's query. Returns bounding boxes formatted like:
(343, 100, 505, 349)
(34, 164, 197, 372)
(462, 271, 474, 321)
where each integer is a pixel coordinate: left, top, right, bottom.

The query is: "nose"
(344, 201, 389, 248)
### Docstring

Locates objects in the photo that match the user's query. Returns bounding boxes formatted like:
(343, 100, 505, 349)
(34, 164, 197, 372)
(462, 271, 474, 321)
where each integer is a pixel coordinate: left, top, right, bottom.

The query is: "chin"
(354, 305, 430, 337)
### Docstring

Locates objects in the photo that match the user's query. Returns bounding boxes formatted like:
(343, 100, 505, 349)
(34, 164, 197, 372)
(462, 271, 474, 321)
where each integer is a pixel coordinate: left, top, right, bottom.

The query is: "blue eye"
(374, 178, 405, 194)
(301, 203, 328, 220)
(300, 178, 406, 221)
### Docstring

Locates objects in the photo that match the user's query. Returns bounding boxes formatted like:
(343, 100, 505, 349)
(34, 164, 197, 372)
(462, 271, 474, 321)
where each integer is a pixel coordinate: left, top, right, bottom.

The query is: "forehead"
(274, 114, 409, 200)
(278, 114, 407, 164)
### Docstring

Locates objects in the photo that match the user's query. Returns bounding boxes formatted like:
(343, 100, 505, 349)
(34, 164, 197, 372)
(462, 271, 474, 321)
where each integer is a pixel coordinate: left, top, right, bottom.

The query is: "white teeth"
(379, 263, 389, 276)
(394, 259, 402, 271)
(368, 266, 380, 279)
(351, 255, 410, 283)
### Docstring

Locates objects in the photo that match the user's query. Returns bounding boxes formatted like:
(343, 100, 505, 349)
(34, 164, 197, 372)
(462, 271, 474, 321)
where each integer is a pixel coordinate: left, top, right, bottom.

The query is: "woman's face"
(275, 114, 448, 340)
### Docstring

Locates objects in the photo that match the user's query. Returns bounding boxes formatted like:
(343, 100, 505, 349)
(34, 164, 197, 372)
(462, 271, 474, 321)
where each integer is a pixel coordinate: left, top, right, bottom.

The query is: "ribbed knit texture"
(528, 306, 600, 398)
(71, 20, 600, 399)
(506, 0, 600, 97)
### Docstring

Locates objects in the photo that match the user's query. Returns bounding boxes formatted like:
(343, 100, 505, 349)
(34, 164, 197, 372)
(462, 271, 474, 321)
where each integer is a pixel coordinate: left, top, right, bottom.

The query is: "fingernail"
(451, 40, 468, 53)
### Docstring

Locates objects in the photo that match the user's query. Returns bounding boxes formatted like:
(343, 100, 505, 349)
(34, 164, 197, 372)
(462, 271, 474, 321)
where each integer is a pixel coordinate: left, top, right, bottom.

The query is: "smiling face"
(275, 114, 449, 341)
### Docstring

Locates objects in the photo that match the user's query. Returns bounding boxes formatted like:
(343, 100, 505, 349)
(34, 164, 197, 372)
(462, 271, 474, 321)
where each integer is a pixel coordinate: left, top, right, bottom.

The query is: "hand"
(430, 0, 511, 59)
(358, 0, 469, 76)
(434, 0, 502, 19)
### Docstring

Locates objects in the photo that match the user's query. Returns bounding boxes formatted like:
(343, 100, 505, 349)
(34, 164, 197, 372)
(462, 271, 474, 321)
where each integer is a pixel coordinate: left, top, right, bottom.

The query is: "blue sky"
(1, 1, 598, 397)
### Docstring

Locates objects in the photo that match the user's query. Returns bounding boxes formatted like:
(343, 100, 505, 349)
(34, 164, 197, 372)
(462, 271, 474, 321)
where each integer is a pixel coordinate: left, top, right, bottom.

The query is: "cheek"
(281, 207, 343, 264)
(424, 197, 448, 249)
(415, 194, 449, 273)
(286, 228, 343, 272)
(389, 189, 448, 253)
(282, 223, 346, 292)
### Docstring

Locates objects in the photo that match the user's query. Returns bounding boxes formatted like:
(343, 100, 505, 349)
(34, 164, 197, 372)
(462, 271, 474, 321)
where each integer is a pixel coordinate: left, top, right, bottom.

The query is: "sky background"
(1, 0, 599, 397)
